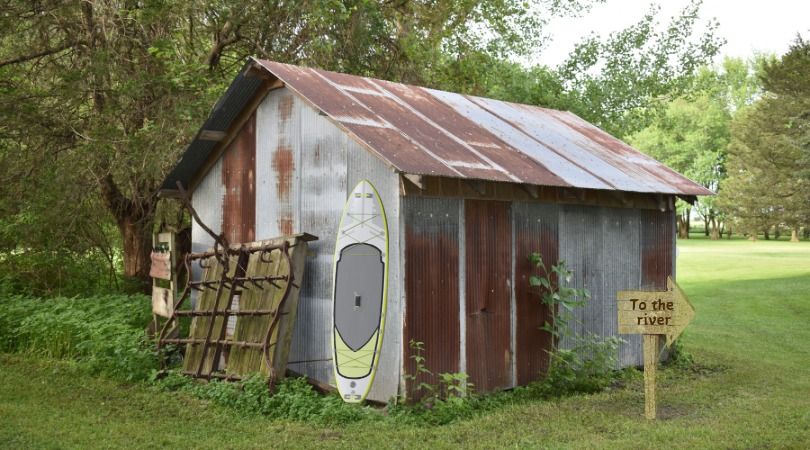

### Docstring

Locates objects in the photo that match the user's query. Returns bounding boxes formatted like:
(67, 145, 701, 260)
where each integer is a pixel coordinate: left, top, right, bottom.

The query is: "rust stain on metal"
(514, 205, 557, 385)
(641, 209, 674, 290)
(404, 198, 460, 401)
(272, 145, 294, 201)
(464, 199, 512, 393)
(252, 59, 712, 197)
(278, 94, 294, 122)
(221, 113, 256, 244)
(277, 215, 294, 236)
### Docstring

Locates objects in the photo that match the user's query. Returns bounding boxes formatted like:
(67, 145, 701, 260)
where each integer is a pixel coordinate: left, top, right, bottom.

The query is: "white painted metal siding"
(254, 89, 401, 402)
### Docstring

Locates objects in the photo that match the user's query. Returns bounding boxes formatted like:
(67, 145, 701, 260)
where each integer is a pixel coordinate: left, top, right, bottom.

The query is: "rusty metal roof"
(162, 59, 713, 196)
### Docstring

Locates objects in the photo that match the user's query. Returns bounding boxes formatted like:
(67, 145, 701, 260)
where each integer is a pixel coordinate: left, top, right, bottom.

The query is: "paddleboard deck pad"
(333, 180, 388, 403)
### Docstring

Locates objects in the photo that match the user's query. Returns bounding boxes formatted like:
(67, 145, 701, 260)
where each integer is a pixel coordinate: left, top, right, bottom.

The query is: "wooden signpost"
(617, 277, 695, 420)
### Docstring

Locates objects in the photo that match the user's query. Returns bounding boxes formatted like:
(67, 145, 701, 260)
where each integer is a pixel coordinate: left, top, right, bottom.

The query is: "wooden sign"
(618, 277, 694, 347)
(149, 251, 172, 280)
(617, 276, 695, 420)
(150, 232, 177, 326)
(152, 286, 174, 318)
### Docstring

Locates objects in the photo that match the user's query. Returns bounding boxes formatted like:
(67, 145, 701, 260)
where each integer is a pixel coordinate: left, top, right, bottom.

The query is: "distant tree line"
(0, 0, 725, 293)
(630, 37, 810, 241)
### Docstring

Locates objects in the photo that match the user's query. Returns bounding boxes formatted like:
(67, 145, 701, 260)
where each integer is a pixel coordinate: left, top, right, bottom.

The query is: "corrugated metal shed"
(168, 58, 706, 401)
(161, 59, 713, 197)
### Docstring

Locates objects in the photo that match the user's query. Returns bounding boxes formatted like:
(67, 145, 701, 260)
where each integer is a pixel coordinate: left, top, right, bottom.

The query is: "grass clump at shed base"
(1, 238, 809, 448)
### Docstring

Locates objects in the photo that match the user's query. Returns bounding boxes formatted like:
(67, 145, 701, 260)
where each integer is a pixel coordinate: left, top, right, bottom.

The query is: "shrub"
(0, 294, 157, 381)
(538, 334, 622, 396)
(528, 253, 623, 396)
(664, 336, 694, 369)
(0, 250, 118, 298)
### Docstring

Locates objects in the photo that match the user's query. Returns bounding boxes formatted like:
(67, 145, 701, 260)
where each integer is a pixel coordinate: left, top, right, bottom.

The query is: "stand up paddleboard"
(333, 180, 388, 403)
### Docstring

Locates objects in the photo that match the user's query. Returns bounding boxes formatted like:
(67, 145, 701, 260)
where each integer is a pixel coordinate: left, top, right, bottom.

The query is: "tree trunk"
(704, 219, 709, 237)
(685, 210, 691, 238)
(726, 225, 733, 239)
(773, 225, 781, 240)
(99, 174, 155, 293)
(709, 216, 720, 240)
(120, 215, 153, 291)
(677, 213, 689, 239)
(791, 227, 800, 242)
(763, 229, 770, 240)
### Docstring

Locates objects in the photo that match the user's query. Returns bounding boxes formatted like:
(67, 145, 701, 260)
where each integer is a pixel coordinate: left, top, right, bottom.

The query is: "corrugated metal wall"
(222, 113, 256, 244)
(464, 200, 512, 392)
(403, 197, 461, 399)
(641, 209, 675, 289)
(558, 205, 646, 367)
(512, 202, 558, 385)
(402, 198, 673, 395)
(190, 154, 223, 255)
(254, 89, 402, 403)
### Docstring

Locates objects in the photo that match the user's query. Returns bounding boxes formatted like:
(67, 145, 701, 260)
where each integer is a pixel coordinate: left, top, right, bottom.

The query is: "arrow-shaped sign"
(617, 276, 695, 420)
(617, 276, 695, 346)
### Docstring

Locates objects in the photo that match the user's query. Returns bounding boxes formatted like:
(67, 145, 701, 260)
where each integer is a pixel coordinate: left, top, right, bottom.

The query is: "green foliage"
(528, 252, 622, 395)
(629, 56, 763, 239)
(528, 252, 589, 346)
(0, 250, 118, 298)
(555, 0, 724, 137)
(717, 37, 810, 238)
(404, 339, 473, 402)
(156, 373, 373, 425)
(539, 334, 622, 395)
(0, 294, 156, 381)
(663, 336, 694, 370)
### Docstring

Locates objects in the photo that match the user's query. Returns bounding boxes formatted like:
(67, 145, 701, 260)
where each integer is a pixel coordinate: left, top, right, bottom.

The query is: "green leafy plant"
(664, 335, 694, 369)
(528, 253, 589, 351)
(0, 294, 157, 381)
(403, 339, 436, 398)
(404, 339, 474, 402)
(528, 253, 622, 395)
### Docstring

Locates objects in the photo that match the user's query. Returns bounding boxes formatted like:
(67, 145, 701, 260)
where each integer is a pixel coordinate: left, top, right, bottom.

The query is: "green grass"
(1, 239, 809, 449)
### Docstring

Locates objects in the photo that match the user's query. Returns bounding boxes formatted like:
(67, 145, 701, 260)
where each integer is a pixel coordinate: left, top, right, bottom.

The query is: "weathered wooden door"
(465, 199, 512, 392)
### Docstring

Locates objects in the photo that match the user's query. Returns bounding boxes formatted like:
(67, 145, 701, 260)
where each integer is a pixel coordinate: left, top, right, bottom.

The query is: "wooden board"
(181, 254, 237, 375)
(227, 236, 309, 379)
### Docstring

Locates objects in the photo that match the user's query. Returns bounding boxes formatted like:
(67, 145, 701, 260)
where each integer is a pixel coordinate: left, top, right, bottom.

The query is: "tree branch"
(99, 173, 135, 222)
(0, 41, 82, 69)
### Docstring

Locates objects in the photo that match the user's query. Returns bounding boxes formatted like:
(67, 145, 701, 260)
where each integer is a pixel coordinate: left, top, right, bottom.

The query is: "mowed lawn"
(1, 238, 809, 449)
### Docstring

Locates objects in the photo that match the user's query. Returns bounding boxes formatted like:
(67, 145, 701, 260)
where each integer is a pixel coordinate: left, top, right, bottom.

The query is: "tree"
(0, 0, 724, 291)
(628, 57, 761, 239)
(716, 37, 810, 241)
(555, 1, 724, 138)
(0, 0, 570, 289)
(629, 96, 729, 238)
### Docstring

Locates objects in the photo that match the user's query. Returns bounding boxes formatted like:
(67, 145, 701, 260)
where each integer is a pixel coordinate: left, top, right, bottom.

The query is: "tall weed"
(0, 294, 156, 381)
